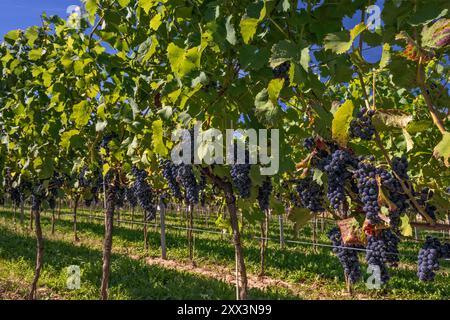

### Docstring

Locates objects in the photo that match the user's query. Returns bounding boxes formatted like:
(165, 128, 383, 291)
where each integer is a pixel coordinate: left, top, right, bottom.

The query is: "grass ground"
(0, 205, 449, 300)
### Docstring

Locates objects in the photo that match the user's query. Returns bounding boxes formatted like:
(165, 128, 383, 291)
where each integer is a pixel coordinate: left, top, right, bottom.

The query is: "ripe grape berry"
(131, 166, 157, 220)
(350, 108, 375, 140)
(417, 236, 444, 281)
(124, 186, 138, 208)
(355, 159, 381, 224)
(160, 159, 183, 200)
(257, 178, 273, 212)
(416, 187, 437, 221)
(366, 235, 390, 284)
(328, 228, 361, 284)
(303, 137, 315, 151)
(295, 175, 324, 212)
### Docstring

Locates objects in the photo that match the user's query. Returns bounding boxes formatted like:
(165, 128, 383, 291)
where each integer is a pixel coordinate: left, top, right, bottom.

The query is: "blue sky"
(0, 0, 77, 36)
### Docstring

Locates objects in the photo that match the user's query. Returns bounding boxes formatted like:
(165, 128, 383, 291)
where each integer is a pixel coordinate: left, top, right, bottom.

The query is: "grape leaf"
(433, 132, 450, 166)
(331, 100, 354, 147)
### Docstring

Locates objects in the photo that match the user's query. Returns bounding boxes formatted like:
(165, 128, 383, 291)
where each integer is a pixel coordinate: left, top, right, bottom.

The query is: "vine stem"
(357, 71, 435, 225)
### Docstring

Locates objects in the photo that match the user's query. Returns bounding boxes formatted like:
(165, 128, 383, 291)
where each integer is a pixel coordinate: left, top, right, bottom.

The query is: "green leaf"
(433, 132, 450, 166)
(269, 196, 285, 215)
(167, 43, 202, 77)
(399, 214, 413, 237)
(70, 101, 92, 128)
(85, 0, 98, 24)
(60, 130, 80, 149)
(4, 30, 20, 44)
(408, 5, 448, 26)
(225, 15, 237, 45)
(239, 17, 259, 44)
(269, 40, 299, 68)
(152, 119, 168, 156)
(254, 89, 280, 125)
(239, 46, 269, 70)
(324, 22, 366, 54)
(29, 48, 44, 61)
(287, 207, 312, 229)
(331, 100, 355, 147)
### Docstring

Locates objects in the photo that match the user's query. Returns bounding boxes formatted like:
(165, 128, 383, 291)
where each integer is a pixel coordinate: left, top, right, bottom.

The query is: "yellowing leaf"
(239, 18, 259, 44)
(433, 132, 450, 167)
(150, 13, 162, 30)
(399, 214, 413, 237)
(60, 130, 80, 149)
(268, 78, 284, 103)
(167, 43, 202, 77)
(331, 100, 354, 147)
(152, 119, 168, 156)
(70, 101, 92, 128)
(324, 22, 366, 54)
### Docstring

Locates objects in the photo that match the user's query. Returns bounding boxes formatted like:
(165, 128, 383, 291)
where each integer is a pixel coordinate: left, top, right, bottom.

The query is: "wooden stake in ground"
(19, 200, 24, 225)
(29, 207, 34, 231)
(28, 206, 43, 300)
(73, 194, 80, 242)
(188, 204, 194, 263)
(159, 197, 167, 260)
(51, 208, 56, 235)
(279, 214, 285, 249)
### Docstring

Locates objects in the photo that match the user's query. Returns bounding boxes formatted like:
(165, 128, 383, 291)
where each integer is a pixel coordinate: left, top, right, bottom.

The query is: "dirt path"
(136, 256, 362, 300)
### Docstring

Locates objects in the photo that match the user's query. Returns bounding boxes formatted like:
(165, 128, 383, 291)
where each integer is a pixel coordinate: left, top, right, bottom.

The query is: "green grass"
(0, 206, 449, 300)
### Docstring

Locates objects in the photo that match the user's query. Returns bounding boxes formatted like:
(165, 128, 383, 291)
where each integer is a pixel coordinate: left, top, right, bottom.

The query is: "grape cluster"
(365, 235, 390, 284)
(160, 159, 183, 200)
(272, 61, 290, 86)
(295, 175, 324, 212)
(328, 228, 361, 284)
(417, 237, 444, 281)
(131, 167, 157, 221)
(416, 187, 437, 221)
(78, 166, 90, 188)
(176, 164, 199, 205)
(392, 156, 409, 180)
(349, 108, 375, 140)
(257, 178, 273, 212)
(125, 186, 137, 208)
(355, 158, 381, 224)
(324, 150, 355, 210)
(381, 229, 400, 267)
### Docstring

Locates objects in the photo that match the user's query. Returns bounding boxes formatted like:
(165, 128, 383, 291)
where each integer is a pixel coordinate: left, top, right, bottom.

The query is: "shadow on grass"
(0, 224, 297, 300)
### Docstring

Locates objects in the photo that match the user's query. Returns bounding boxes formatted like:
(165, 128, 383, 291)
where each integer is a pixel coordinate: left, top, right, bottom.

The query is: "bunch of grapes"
(355, 158, 381, 224)
(381, 229, 400, 267)
(328, 228, 361, 284)
(295, 175, 324, 212)
(176, 164, 199, 205)
(257, 178, 273, 212)
(392, 156, 409, 180)
(417, 237, 444, 281)
(230, 163, 252, 199)
(416, 187, 437, 221)
(324, 150, 356, 210)
(272, 61, 290, 86)
(160, 159, 183, 200)
(365, 235, 390, 284)
(131, 166, 157, 220)
(349, 108, 376, 140)
(125, 186, 137, 208)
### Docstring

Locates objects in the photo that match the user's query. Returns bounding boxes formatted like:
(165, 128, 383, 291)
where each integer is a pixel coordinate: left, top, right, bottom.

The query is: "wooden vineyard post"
(159, 197, 167, 260)
(19, 200, 24, 226)
(144, 214, 149, 252)
(279, 214, 285, 249)
(73, 195, 80, 242)
(188, 204, 194, 263)
(51, 208, 56, 235)
(29, 207, 34, 231)
(13, 203, 16, 227)
(28, 208, 44, 300)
